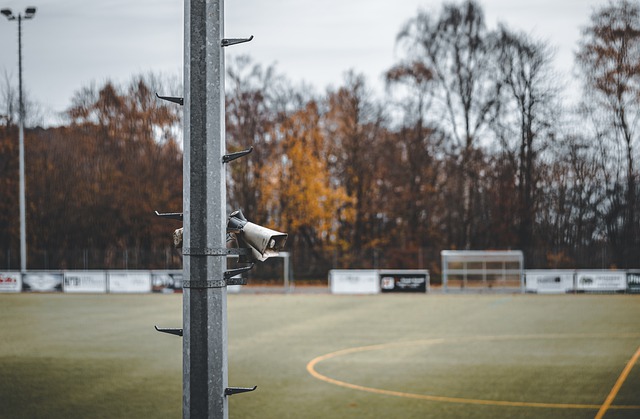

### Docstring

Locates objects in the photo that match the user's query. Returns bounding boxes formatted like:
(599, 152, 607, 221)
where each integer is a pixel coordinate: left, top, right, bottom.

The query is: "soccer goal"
(227, 251, 292, 293)
(441, 250, 524, 293)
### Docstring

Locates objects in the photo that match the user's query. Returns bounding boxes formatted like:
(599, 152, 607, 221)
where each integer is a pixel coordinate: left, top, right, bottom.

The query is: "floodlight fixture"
(1, 8, 15, 20)
(24, 7, 36, 19)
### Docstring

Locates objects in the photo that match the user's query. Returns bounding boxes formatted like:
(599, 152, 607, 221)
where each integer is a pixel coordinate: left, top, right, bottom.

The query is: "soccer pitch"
(1, 293, 639, 419)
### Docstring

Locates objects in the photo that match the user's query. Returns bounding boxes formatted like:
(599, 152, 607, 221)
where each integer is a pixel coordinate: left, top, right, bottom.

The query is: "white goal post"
(227, 251, 292, 293)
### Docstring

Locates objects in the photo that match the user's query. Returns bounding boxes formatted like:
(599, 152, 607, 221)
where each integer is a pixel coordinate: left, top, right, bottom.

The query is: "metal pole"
(183, 0, 228, 417)
(284, 252, 289, 291)
(17, 14, 27, 273)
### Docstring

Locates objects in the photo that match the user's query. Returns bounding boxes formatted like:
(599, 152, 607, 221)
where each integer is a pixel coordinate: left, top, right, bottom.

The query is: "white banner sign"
(64, 272, 107, 293)
(108, 271, 152, 293)
(628, 271, 640, 294)
(22, 272, 63, 292)
(0, 272, 21, 293)
(379, 270, 429, 293)
(525, 270, 574, 293)
(151, 271, 183, 293)
(575, 270, 626, 292)
(329, 270, 380, 294)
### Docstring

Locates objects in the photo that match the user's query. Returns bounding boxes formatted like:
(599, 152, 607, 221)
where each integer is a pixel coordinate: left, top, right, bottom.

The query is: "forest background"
(1, 0, 639, 281)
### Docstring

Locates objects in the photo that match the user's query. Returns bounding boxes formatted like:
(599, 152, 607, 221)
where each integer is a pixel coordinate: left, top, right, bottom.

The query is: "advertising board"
(0, 272, 21, 293)
(108, 271, 152, 293)
(22, 272, 63, 292)
(329, 270, 379, 294)
(525, 270, 575, 293)
(575, 270, 626, 292)
(63, 271, 107, 293)
(379, 270, 429, 293)
(151, 271, 183, 293)
(226, 275, 243, 294)
(627, 271, 640, 294)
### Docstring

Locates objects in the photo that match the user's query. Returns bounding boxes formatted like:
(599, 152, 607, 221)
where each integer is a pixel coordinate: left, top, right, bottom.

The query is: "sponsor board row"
(329, 270, 429, 294)
(0, 271, 184, 293)
(525, 270, 640, 293)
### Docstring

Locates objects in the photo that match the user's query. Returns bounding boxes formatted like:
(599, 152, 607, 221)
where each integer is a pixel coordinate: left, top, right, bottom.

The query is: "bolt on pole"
(182, 0, 228, 417)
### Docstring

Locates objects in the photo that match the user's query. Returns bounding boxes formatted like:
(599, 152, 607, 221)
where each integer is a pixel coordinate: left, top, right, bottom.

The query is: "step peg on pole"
(225, 386, 257, 396)
(155, 93, 184, 106)
(154, 210, 184, 221)
(154, 326, 183, 337)
(221, 35, 254, 47)
(223, 146, 253, 163)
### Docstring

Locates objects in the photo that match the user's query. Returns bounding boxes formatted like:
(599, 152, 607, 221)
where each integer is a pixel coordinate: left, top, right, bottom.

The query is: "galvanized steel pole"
(17, 14, 27, 273)
(1, 8, 32, 273)
(183, 0, 228, 417)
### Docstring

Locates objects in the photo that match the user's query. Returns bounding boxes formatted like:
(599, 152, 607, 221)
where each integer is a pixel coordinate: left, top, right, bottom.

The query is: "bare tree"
(324, 71, 387, 266)
(0, 71, 17, 127)
(493, 25, 561, 261)
(397, 0, 500, 249)
(0, 70, 43, 127)
(225, 56, 293, 221)
(576, 0, 640, 267)
(536, 134, 608, 268)
(384, 61, 444, 260)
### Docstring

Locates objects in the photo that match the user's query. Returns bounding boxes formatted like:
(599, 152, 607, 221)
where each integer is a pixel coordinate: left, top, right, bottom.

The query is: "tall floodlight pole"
(1, 6, 36, 273)
(183, 0, 228, 416)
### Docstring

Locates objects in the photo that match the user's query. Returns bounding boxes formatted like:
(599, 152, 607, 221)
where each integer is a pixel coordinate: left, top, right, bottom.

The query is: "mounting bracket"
(224, 264, 254, 282)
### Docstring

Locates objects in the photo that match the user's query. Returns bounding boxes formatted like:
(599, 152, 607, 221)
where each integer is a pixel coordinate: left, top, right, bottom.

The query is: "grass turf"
(0, 293, 639, 418)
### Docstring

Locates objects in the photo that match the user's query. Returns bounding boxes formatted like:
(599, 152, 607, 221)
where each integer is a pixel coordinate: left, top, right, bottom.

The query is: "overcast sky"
(0, 0, 605, 126)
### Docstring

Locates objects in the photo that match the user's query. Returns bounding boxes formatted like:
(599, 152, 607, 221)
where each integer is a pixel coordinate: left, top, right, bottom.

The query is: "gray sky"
(0, 0, 604, 126)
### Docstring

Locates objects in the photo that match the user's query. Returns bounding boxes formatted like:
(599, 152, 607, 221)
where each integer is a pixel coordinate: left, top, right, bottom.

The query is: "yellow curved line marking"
(595, 345, 640, 419)
(306, 334, 640, 410)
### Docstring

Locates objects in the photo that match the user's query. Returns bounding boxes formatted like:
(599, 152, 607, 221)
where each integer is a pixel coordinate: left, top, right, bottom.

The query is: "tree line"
(0, 0, 638, 280)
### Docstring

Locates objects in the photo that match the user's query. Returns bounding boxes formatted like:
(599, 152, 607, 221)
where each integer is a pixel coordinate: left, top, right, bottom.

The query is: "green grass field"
(1, 292, 639, 418)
